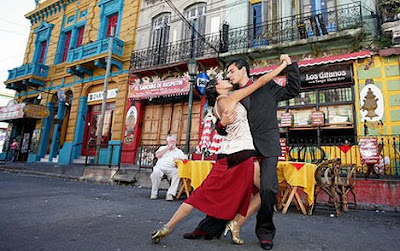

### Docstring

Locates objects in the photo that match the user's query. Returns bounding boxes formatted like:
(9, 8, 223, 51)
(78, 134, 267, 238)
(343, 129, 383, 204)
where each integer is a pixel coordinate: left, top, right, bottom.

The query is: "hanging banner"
(129, 77, 190, 100)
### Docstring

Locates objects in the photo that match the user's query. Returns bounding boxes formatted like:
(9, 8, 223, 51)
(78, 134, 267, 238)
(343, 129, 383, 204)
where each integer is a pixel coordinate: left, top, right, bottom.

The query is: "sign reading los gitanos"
(300, 64, 352, 88)
(129, 77, 190, 100)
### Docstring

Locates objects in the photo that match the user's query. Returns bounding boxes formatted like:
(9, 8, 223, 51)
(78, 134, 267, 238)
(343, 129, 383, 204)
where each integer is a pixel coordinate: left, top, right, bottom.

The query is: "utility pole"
(95, 27, 114, 164)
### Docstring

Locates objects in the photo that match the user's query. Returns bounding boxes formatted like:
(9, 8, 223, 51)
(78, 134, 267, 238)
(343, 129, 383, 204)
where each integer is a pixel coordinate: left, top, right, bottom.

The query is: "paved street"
(0, 171, 399, 251)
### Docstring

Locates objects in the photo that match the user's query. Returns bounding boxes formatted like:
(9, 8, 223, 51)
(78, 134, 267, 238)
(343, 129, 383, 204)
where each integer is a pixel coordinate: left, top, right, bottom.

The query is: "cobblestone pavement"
(0, 171, 399, 251)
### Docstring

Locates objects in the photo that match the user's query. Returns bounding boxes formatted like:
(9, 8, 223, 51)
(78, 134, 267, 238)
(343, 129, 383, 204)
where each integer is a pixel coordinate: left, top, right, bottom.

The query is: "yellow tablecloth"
(176, 160, 213, 190)
(277, 161, 317, 205)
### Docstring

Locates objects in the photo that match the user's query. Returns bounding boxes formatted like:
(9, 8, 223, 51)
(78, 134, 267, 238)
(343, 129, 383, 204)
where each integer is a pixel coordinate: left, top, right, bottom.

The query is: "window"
(184, 4, 206, 39)
(106, 13, 118, 37)
(184, 3, 206, 57)
(38, 41, 47, 64)
(61, 31, 72, 63)
(76, 26, 85, 47)
(302, 0, 336, 37)
(150, 13, 170, 65)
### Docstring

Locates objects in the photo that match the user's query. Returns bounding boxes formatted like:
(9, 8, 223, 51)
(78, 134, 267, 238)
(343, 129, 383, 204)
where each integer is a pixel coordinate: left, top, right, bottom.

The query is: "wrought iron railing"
(286, 135, 400, 179)
(225, 2, 362, 51)
(84, 143, 122, 168)
(131, 32, 220, 71)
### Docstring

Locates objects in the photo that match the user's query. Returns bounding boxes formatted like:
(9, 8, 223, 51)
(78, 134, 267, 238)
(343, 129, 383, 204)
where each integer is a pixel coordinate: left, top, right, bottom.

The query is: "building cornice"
(25, 0, 77, 25)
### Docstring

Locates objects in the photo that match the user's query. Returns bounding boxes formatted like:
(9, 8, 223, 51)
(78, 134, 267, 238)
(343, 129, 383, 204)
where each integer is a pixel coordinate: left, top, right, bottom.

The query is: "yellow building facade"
(4, 0, 141, 164)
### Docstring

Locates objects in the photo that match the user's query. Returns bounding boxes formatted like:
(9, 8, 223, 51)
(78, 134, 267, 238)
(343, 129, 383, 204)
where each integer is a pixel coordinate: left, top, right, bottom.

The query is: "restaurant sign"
(23, 104, 50, 119)
(300, 64, 352, 88)
(280, 112, 293, 127)
(0, 101, 25, 121)
(311, 111, 325, 126)
(129, 77, 190, 100)
(88, 89, 118, 102)
(359, 138, 380, 164)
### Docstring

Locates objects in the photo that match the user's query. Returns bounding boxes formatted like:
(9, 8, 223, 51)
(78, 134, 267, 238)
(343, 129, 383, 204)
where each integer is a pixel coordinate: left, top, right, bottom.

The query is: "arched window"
(184, 3, 206, 40)
(151, 13, 171, 48)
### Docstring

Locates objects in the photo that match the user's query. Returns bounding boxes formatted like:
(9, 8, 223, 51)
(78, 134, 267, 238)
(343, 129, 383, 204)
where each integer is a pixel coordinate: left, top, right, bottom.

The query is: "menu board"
(311, 111, 325, 126)
(359, 138, 380, 164)
(280, 112, 292, 127)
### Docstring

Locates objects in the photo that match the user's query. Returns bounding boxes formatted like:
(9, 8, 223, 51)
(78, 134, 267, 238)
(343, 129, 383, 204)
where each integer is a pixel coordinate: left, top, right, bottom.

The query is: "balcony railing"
(7, 62, 49, 82)
(131, 32, 220, 71)
(131, 2, 362, 71)
(67, 37, 124, 64)
(227, 2, 362, 51)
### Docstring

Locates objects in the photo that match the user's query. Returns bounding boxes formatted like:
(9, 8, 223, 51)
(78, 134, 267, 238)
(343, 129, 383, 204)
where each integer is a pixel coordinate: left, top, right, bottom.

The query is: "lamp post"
(185, 59, 198, 154)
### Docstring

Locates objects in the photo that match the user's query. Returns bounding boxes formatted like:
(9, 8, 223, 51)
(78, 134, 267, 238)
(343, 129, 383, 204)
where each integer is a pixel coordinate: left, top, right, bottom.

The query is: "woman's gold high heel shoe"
(223, 220, 244, 245)
(151, 225, 170, 244)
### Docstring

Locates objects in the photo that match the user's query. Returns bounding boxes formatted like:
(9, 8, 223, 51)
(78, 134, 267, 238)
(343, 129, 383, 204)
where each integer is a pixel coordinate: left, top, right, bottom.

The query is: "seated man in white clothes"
(150, 134, 187, 201)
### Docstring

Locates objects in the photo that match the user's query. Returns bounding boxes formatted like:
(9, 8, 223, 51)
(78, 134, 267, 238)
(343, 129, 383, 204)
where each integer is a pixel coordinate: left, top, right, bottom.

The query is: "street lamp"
(185, 59, 198, 154)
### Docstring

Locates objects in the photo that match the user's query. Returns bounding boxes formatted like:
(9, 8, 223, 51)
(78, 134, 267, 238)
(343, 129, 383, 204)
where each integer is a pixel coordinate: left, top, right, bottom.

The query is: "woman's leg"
(234, 160, 261, 227)
(165, 202, 194, 230)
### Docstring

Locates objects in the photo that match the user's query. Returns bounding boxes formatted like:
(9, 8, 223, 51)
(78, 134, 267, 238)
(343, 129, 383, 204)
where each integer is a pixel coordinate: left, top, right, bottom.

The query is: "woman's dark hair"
(228, 58, 250, 78)
(205, 79, 218, 107)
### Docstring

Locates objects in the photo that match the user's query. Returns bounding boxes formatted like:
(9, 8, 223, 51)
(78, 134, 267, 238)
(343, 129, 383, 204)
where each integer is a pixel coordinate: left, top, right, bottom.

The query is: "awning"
(250, 50, 372, 76)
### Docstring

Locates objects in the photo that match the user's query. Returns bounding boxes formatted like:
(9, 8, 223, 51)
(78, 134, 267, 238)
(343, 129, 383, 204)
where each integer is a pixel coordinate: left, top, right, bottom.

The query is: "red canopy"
(250, 50, 372, 76)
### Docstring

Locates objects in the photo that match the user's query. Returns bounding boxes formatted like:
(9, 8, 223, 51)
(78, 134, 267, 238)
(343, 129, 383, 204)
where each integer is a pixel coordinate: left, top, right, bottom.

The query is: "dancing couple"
(151, 54, 301, 250)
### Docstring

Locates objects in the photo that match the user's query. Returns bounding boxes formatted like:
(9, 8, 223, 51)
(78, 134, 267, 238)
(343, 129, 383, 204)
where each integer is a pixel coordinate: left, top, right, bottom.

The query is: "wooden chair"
(312, 158, 342, 217)
(336, 164, 357, 210)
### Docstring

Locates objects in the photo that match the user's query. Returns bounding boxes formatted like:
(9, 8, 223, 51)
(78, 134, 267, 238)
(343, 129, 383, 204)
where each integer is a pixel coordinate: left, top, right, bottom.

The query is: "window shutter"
(76, 26, 84, 47)
(62, 31, 72, 63)
(39, 41, 47, 64)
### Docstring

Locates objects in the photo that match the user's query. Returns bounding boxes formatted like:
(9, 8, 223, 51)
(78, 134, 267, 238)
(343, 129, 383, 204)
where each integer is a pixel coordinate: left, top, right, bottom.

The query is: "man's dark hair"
(227, 58, 250, 78)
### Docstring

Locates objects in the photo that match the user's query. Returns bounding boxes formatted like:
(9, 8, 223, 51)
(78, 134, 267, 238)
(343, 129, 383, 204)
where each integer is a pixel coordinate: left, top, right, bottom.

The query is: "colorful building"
(2, 0, 141, 164)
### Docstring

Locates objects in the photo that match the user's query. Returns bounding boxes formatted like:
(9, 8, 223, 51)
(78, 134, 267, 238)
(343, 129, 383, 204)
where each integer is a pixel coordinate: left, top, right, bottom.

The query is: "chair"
(336, 164, 357, 210)
(312, 158, 342, 217)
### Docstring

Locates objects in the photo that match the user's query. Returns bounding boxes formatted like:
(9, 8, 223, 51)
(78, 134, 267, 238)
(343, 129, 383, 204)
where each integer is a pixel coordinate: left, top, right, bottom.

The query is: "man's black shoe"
(260, 240, 273, 250)
(183, 228, 213, 240)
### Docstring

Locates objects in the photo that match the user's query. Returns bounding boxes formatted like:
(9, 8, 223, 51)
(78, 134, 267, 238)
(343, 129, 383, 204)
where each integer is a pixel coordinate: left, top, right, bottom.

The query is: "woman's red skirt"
(185, 156, 254, 220)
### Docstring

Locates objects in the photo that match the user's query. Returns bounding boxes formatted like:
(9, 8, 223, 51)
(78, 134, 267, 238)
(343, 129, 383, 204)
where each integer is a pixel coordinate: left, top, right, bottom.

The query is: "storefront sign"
(359, 138, 380, 164)
(129, 77, 190, 100)
(300, 64, 352, 88)
(88, 89, 118, 103)
(0, 102, 25, 121)
(311, 111, 325, 126)
(23, 104, 50, 119)
(280, 112, 292, 127)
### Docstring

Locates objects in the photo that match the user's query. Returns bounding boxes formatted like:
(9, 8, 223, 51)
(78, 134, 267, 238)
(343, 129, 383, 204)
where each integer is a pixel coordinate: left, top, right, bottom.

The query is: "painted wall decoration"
(360, 80, 384, 122)
(124, 106, 137, 145)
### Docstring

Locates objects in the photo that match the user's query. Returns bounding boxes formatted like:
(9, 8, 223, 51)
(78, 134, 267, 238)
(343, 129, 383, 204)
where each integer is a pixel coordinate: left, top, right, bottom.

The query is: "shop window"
(289, 90, 317, 106)
(319, 104, 353, 125)
(319, 87, 352, 103)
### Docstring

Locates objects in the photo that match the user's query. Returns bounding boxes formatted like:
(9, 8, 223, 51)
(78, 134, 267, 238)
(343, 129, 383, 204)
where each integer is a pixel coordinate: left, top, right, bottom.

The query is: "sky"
(0, 0, 36, 100)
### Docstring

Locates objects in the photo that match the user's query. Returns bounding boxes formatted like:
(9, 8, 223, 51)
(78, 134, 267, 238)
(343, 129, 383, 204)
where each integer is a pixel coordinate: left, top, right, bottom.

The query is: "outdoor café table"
(175, 160, 213, 199)
(277, 161, 317, 215)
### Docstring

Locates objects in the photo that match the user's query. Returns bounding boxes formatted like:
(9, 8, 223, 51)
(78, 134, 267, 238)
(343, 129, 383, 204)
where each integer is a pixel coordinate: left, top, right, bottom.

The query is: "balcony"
(225, 2, 363, 54)
(5, 62, 49, 91)
(131, 32, 220, 72)
(67, 37, 124, 63)
(66, 37, 124, 77)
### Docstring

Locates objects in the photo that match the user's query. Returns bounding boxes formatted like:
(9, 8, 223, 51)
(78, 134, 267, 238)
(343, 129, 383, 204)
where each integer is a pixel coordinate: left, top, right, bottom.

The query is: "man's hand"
(280, 54, 292, 65)
(220, 110, 237, 127)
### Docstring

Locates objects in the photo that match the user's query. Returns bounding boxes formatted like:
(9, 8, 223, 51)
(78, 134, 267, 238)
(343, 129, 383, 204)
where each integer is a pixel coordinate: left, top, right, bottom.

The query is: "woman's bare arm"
(219, 60, 288, 114)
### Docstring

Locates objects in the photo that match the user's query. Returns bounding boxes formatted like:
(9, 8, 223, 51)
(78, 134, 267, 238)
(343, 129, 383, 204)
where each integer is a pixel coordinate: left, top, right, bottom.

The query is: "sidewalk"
(0, 161, 167, 189)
